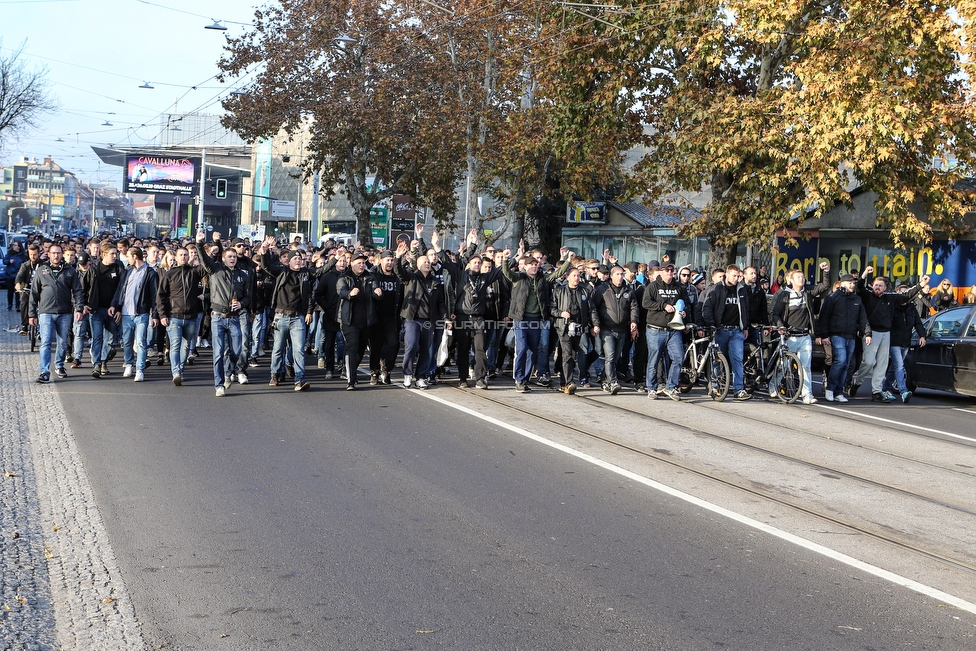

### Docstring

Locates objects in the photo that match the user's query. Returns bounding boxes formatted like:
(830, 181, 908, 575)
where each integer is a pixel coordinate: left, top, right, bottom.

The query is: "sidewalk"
(0, 309, 144, 650)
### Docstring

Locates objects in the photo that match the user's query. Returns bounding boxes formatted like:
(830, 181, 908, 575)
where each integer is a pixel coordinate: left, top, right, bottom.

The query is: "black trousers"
(558, 332, 582, 385)
(368, 317, 400, 372)
(341, 325, 369, 385)
(455, 315, 486, 381)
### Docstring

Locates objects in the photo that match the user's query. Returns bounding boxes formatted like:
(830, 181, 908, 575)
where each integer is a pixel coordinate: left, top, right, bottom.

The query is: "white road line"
(816, 404, 976, 443)
(952, 408, 976, 416)
(411, 388, 976, 616)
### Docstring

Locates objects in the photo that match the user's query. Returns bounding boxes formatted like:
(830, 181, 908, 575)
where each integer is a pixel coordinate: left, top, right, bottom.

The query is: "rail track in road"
(445, 384, 976, 575)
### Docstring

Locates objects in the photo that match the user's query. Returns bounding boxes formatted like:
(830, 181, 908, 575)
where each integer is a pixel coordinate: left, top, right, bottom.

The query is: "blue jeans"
(402, 319, 434, 377)
(89, 307, 116, 367)
(534, 319, 552, 376)
(252, 308, 269, 356)
(828, 336, 856, 395)
(211, 314, 242, 388)
(271, 315, 307, 383)
(645, 326, 683, 391)
(167, 316, 199, 376)
(72, 313, 90, 363)
(777, 334, 813, 398)
(600, 330, 628, 385)
(884, 345, 910, 394)
(236, 312, 252, 372)
(513, 318, 543, 383)
(38, 313, 71, 375)
(121, 313, 150, 371)
(715, 327, 746, 392)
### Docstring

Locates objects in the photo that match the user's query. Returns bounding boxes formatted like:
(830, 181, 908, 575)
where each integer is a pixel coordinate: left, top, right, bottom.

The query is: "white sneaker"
(403, 374, 413, 388)
(415, 378, 428, 389)
(769, 388, 778, 399)
(824, 390, 834, 402)
(835, 394, 849, 403)
(237, 373, 249, 385)
(223, 376, 232, 389)
(134, 370, 145, 382)
(200, 339, 210, 348)
(122, 364, 133, 378)
(801, 395, 817, 405)
(215, 386, 226, 397)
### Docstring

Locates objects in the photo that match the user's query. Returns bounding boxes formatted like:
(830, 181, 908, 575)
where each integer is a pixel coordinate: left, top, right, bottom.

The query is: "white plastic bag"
(436, 325, 453, 367)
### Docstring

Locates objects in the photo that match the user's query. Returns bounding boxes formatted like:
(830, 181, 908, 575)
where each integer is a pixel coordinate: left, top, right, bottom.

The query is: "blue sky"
(2, 0, 257, 186)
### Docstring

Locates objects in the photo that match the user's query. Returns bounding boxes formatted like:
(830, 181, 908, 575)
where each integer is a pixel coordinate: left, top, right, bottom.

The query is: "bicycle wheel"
(708, 349, 731, 402)
(678, 343, 696, 393)
(775, 351, 803, 404)
(29, 325, 38, 353)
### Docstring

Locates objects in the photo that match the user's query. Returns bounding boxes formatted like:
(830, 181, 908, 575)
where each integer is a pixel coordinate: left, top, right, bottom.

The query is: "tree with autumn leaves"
(219, 0, 976, 264)
(627, 0, 976, 265)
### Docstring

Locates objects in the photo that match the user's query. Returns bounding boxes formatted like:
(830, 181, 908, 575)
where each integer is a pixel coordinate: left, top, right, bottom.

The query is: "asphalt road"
(54, 357, 976, 650)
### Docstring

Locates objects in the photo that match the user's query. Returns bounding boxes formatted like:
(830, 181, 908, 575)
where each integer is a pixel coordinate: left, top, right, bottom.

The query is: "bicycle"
(742, 326, 804, 403)
(678, 326, 731, 401)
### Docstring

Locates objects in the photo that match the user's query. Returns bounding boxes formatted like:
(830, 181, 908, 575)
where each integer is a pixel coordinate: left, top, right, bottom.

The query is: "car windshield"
(926, 307, 972, 338)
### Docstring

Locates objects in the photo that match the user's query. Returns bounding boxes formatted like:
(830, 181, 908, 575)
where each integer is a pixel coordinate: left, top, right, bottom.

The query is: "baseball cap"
(351, 252, 369, 262)
(840, 273, 855, 282)
(379, 249, 395, 259)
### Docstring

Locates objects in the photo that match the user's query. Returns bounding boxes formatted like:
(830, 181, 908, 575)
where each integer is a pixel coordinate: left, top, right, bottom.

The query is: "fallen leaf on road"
(416, 629, 439, 634)
(4, 472, 16, 477)
(102, 597, 115, 604)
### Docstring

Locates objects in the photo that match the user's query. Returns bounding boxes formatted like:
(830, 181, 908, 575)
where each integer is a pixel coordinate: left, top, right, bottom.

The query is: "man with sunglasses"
(28, 244, 84, 384)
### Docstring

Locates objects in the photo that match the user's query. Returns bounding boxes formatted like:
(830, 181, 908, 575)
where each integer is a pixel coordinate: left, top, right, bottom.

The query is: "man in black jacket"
(337, 252, 382, 390)
(771, 265, 831, 404)
(441, 245, 503, 389)
(394, 239, 448, 389)
(551, 267, 592, 394)
(194, 231, 252, 397)
(264, 249, 314, 391)
(109, 246, 159, 382)
(815, 274, 871, 403)
(157, 246, 207, 385)
(28, 244, 84, 384)
(88, 241, 125, 377)
(702, 265, 752, 400)
(501, 245, 572, 393)
(368, 250, 402, 385)
(883, 285, 928, 403)
(591, 265, 639, 395)
(850, 266, 929, 402)
(643, 264, 689, 401)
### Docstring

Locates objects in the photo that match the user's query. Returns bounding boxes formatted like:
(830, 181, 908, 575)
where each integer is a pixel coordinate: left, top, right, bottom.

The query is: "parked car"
(905, 305, 976, 398)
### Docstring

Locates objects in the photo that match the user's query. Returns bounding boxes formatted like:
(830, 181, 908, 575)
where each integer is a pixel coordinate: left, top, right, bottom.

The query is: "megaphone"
(669, 299, 686, 331)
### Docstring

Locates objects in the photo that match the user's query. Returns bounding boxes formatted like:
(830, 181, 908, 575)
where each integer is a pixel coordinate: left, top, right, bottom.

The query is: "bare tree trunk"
(707, 170, 738, 281)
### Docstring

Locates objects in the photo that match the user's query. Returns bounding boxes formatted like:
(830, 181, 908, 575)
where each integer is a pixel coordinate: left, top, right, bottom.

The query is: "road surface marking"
(816, 404, 976, 443)
(412, 389, 976, 616)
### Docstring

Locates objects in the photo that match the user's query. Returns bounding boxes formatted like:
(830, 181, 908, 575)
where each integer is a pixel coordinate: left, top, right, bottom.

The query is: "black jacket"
(642, 278, 690, 329)
(815, 288, 871, 339)
(702, 282, 751, 330)
(193, 243, 252, 315)
(336, 269, 380, 327)
(591, 281, 640, 332)
(439, 251, 503, 318)
(550, 283, 593, 335)
(28, 263, 83, 318)
(857, 276, 920, 332)
(745, 282, 769, 326)
(110, 263, 159, 318)
(890, 303, 926, 348)
(501, 256, 572, 321)
(394, 255, 448, 322)
(157, 264, 206, 319)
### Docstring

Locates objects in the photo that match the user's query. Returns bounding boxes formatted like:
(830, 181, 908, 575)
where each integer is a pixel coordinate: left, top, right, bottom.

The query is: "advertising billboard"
(566, 200, 606, 224)
(124, 155, 200, 196)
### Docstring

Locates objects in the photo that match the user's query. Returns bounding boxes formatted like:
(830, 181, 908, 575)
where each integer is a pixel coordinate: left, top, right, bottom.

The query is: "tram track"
(443, 384, 976, 574)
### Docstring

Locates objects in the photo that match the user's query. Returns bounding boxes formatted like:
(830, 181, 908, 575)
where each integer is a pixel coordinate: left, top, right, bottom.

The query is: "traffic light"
(215, 178, 228, 199)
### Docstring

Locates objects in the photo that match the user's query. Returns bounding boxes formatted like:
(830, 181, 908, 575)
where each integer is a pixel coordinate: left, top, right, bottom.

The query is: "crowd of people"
(5, 225, 953, 405)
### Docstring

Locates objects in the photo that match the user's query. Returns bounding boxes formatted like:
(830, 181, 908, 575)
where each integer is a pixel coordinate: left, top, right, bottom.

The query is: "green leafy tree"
(623, 0, 976, 266)
(218, 0, 467, 241)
